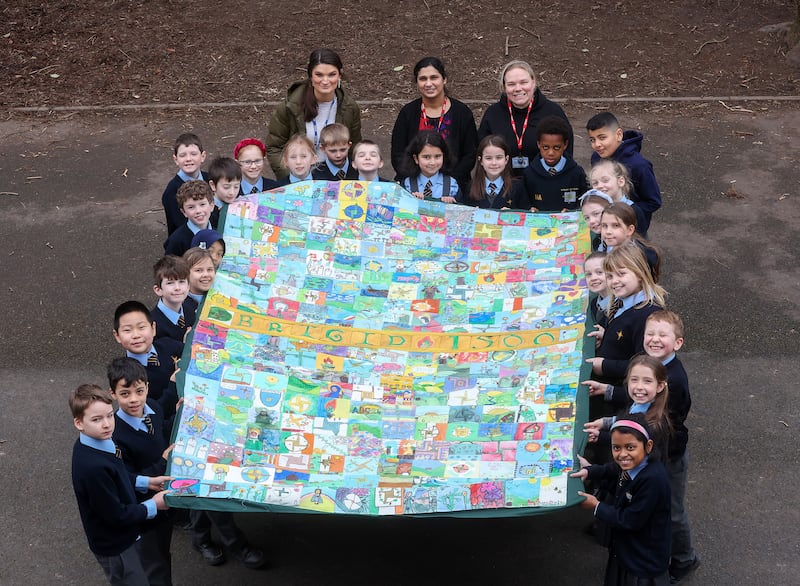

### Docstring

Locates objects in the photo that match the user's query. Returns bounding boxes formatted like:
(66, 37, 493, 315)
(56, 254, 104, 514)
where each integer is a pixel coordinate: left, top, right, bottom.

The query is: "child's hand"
(586, 357, 604, 375)
(147, 475, 172, 492)
(412, 191, 425, 199)
(570, 468, 588, 481)
(182, 326, 193, 344)
(581, 379, 607, 398)
(162, 443, 176, 461)
(583, 419, 603, 442)
(577, 491, 599, 510)
(587, 324, 604, 347)
(529, 207, 538, 212)
(153, 490, 171, 510)
(561, 208, 569, 213)
(170, 367, 181, 383)
(441, 196, 456, 204)
(577, 454, 591, 469)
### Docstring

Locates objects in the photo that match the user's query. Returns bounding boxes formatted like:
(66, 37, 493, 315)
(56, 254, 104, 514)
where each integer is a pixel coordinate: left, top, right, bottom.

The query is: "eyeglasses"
(238, 158, 264, 167)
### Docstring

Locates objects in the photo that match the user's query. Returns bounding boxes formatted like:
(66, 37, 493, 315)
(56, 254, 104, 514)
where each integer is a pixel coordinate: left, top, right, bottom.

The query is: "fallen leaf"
(393, 65, 404, 72)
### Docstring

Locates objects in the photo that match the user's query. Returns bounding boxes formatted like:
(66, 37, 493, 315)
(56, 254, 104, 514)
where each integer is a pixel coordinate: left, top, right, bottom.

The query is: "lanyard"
(507, 99, 533, 152)
(420, 96, 448, 133)
(311, 96, 337, 148)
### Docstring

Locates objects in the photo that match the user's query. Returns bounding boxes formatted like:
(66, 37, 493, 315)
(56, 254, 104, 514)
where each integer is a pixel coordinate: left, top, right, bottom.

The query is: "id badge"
(511, 156, 529, 169)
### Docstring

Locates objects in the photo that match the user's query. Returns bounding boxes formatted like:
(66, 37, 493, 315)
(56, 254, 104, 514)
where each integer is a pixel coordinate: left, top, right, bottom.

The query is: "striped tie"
(114, 445, 122, 459)
(177, 315, 186, 329)
(336, 169, 346, 180)
(608, 298, 623, 321)
(143, 415, 154, 435)
(618, 470, 631, 486)
(147, 354, 160, 367)
(548, 167, 557, 176)
(423, 180, 433, 199)
(488, 182, 497, 197)
(250, 186, 258, 194)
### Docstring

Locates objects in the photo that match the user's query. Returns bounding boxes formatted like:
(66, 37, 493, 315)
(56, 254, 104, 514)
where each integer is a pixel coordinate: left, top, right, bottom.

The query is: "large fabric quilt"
(167, 180, 591, 516)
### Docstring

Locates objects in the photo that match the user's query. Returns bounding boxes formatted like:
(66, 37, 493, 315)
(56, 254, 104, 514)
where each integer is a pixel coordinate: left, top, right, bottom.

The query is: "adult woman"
(391, 57, 478, 192)
(267, 48, 362, 179)
(478, 60, 574, 178)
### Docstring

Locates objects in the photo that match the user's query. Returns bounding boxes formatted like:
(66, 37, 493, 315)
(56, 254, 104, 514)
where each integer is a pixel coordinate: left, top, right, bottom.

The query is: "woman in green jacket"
(267, 48, 362, 179)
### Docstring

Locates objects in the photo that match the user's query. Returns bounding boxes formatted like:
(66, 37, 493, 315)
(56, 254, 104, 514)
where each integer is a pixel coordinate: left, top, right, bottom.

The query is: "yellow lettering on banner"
(202, 299, 579, 352)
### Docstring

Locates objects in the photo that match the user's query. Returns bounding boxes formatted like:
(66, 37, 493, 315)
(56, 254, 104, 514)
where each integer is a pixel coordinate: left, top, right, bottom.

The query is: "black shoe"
(670, 557, 700, 583)
(233, 544, 267, 569)
(193, 542, 226, 566)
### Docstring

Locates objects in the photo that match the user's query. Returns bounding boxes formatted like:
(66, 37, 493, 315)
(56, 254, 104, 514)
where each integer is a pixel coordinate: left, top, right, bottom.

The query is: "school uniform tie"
(177, 315, 186, 329)
(618, 470, 631, 487)
(142, 415, 154, 435)
(608, 297, 623, 321)
(114, 444, 123, 459)
(488, 182, 497, 198)
(548, 167, 557, 176)
(147, 353, 160, 367)
(250, 186, 259, 194)
(336, 169, 346, 180)
(423, 180, 433, 199)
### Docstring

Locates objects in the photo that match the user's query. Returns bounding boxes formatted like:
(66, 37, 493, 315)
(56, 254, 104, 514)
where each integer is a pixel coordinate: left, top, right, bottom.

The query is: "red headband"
(234, 138, 266, 159)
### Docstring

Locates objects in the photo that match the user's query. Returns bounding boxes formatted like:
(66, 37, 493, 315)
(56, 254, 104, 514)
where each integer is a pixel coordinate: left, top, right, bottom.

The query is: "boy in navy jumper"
(151, 255, 194, 343)
(70, 383, 170, 585)
(352, 140, 390, 182)
(113, 300, 182, 419)
(312, 123, 358, 181)
(522, 115, 588, 212)
(109, 358, 176, 586)
(208, 155, 242, 210)
(162, 133, 208, 236)
(587, 111, 661, 234)
(164, 180, 217, 257)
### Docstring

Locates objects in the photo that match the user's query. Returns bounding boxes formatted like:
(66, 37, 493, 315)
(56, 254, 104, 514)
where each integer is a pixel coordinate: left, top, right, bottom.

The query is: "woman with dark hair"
(267, 48, 362, 179)
(390, 57, 478, 192)
(478, 60, 574, 178)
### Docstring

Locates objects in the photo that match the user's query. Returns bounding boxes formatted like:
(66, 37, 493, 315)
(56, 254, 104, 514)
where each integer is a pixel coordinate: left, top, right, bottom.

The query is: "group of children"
(69, 110, 698, 585)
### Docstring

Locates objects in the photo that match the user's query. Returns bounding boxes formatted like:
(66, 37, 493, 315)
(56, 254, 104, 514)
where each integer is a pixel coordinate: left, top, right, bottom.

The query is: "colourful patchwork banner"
(167, 181, 591, 516)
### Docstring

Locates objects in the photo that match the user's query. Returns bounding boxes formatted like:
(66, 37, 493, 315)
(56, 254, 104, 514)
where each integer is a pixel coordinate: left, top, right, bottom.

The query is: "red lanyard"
(507, 99, 532, 152)
(420, 96, 448, 133)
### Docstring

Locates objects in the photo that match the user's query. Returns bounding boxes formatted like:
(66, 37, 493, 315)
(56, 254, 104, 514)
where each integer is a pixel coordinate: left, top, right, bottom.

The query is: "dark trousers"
(190, 509, 245, 550)
(135, 520, 173, 585)
(94, 541, 148, 586)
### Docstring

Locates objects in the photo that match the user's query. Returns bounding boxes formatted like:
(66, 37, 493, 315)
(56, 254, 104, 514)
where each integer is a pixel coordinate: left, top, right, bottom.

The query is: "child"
(208, 156, 242, 208)
(571, 414, 672, 585)
(275, 134, 317, 186)
(588, 311, 699, 582)
(587, 112, 661, 234)
(190, 229, 226, 269)
(151, 255, 194, 343)
(402, 130, 459, 203)
(588, 245, 667, 389)
(522, 115, 588, 212)
(69, 383, 170, 585)
(161, 133, 208, 236)
(113, 300, 182, 418)
(163, 180, 216, 257)
(461, 134, 528, 209)
(580, 189, 612, 251)
(584, 355, 671, 462)
(311, 123, 358, 181)
(589, 159, 647, 234)
(584, 251, 609, 325)
(599, 203, 662, 282)
(234, 138, 279, 195)
(351, 140, 389, 182)
(183, 247, 216, 310)
(108, 358, 175, 586)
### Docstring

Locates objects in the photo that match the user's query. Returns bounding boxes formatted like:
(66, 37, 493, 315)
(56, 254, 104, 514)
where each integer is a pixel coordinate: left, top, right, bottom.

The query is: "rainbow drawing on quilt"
(168, 180, 590, 515)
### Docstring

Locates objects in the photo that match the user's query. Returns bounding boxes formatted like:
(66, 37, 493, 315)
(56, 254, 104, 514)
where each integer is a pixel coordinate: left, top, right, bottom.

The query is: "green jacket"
(267, 80, 362, 178)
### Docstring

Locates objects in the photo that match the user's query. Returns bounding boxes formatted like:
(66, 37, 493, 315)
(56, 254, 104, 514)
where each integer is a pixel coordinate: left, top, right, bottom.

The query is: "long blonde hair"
(603, 245, 667, 313)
